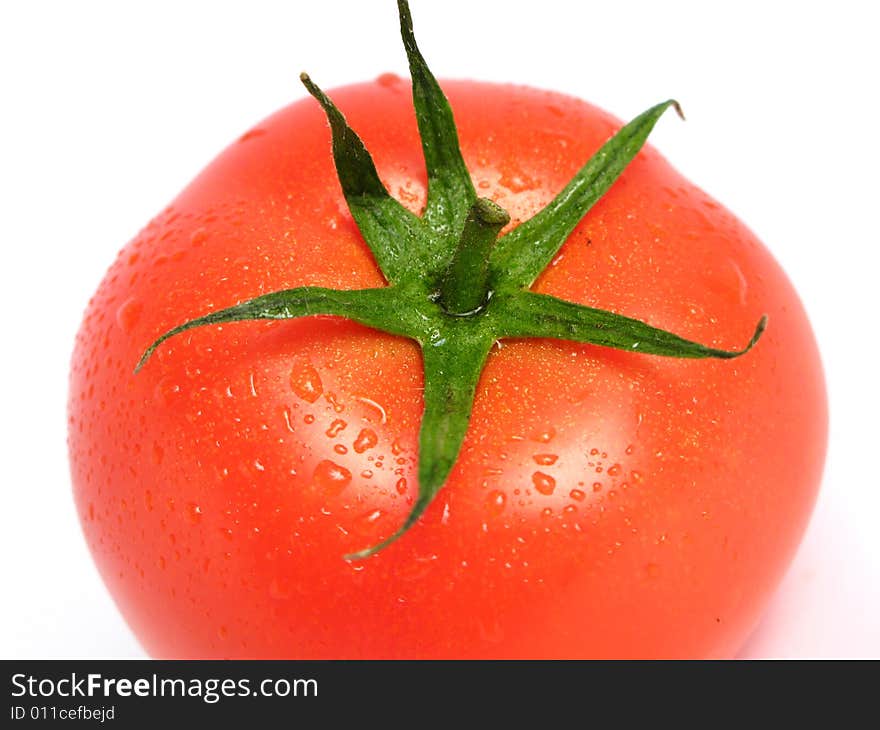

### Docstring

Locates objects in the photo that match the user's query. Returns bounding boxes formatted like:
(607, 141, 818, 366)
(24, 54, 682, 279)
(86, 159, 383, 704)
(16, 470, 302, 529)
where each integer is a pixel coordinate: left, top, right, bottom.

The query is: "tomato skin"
(68, 77, 827, 658)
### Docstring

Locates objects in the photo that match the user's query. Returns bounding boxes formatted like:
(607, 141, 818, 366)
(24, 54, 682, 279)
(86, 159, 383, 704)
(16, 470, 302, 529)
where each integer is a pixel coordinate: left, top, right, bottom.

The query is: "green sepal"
(135, 286, 411, 373)
(346, 336, 493, 560)
(495, 291, 767, 358)
(397, 0, 476, 245)
(300, 73, 427, 283)
(490, 100, 684, 289)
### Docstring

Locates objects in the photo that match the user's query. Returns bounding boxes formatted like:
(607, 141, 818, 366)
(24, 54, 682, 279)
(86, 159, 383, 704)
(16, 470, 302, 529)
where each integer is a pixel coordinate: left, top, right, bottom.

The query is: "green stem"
(439, 198, 510, 315)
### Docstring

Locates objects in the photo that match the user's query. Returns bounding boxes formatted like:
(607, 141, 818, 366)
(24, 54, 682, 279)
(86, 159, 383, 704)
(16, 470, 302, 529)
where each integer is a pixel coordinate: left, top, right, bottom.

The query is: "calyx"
(137, 0, 766, 559)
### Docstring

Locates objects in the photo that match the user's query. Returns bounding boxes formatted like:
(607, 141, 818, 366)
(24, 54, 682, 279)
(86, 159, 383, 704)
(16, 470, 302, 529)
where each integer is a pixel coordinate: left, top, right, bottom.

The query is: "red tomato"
(68, 77, 826, 658)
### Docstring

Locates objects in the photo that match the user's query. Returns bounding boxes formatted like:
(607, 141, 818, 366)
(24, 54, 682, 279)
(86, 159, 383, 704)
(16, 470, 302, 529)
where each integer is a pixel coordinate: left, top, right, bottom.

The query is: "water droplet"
(186, 503, 202, 524)
(354, 396, 388, 424)
(361, 469, 373, 479)
(532, 453, 558, 466)
(569, 489, 586, 502)
(396, 478, 407, 495)
(281, 406, 295, 433)
(115, 297, 142, 333)
(155, 376, 182, 405)
(238, 127, 266, 143)
(312, 460, 352, 496)
(531, 427, 556, 444)
(592, 482, 603, 492)
(607, 464, 622, 477)
(625, 444, 635, 455)
(397, 185, 420, 205)
(353, 428, 378, 454)
(290, 361, 323, 403)
(325, 419, 347, 438)
(376, 72, 403, 89)
(334, 444, 348, 455)
(499, 164, 537, 194)
(532, 471, 556, 496)
(487, 490, 506, 516)
(304, 414, 315, 424)
(358, 509, 385, 525)
(190, 227, 208, 247)
(325, 392, 344, 413)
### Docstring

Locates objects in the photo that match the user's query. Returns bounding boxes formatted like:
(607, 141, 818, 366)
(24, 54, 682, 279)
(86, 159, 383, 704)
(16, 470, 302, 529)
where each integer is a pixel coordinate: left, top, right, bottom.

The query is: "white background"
(1, 0, 877, 658)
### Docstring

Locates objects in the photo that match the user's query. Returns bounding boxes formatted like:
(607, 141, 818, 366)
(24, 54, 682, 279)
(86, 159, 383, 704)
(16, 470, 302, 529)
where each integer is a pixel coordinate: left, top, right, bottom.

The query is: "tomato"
(68, 11, 826, 658)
